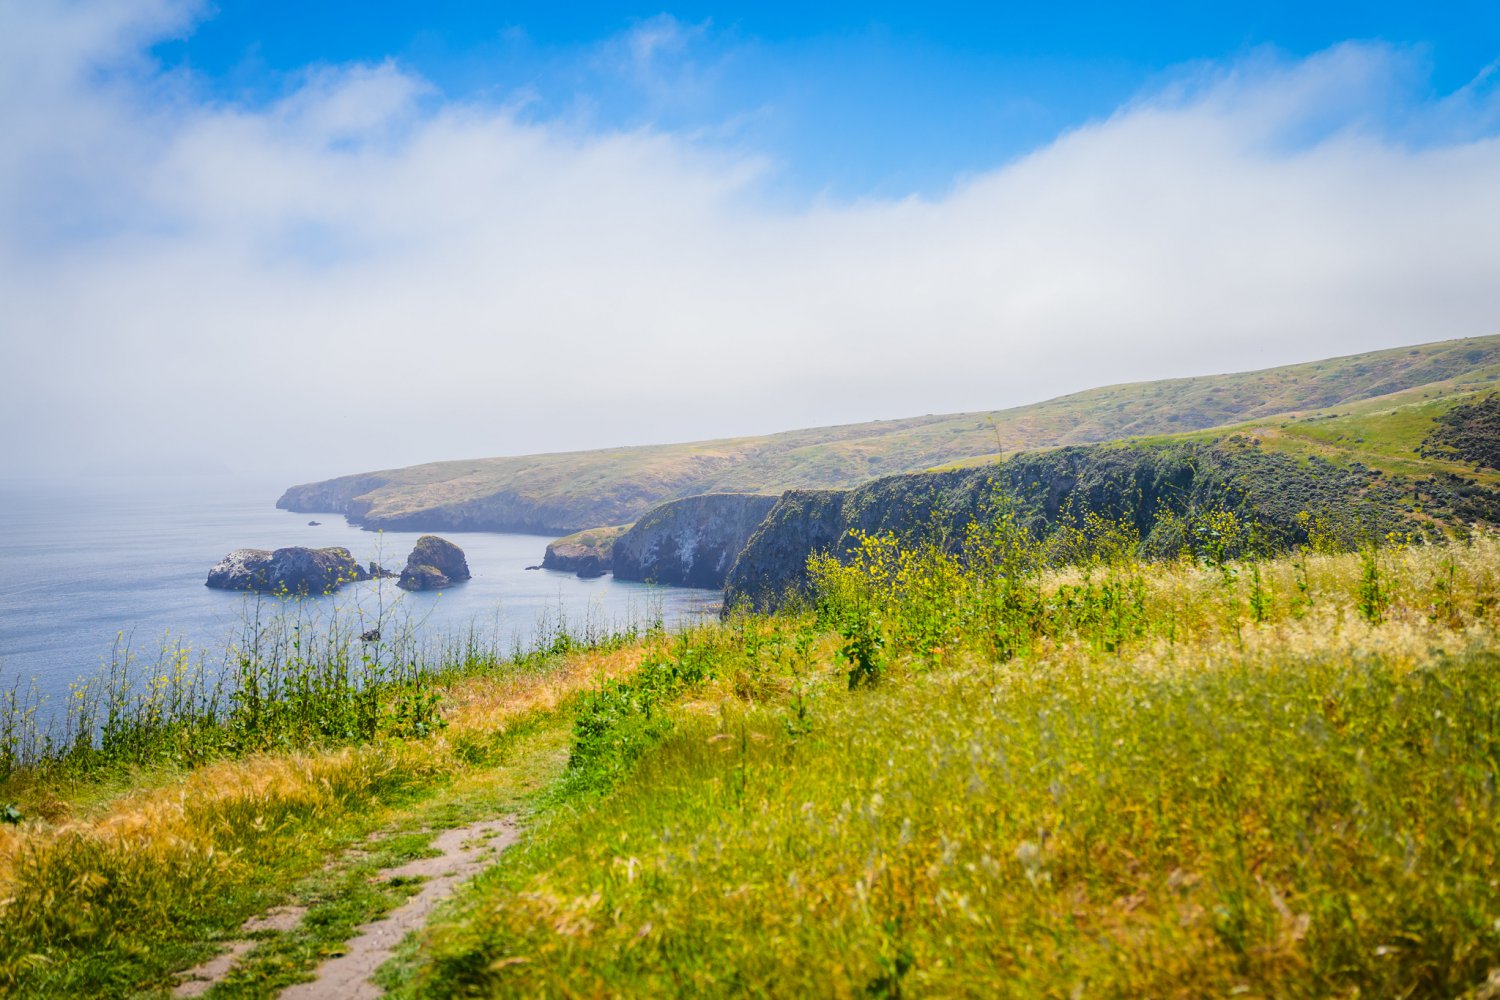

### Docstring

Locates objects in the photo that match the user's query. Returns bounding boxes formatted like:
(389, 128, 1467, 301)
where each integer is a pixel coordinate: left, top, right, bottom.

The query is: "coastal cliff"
(612, 494, 779, 589)
(278, 477, 621, 536)
(722, 438, 1465, 611)
(276, 336, 1500, 535)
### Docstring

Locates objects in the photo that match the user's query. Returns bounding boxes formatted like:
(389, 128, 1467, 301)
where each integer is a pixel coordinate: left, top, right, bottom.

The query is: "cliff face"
(612, 493, 780, 589)
(720, 490, 850, 610)
(277, 475, 393, 517)
(722, 440, 1434, 611)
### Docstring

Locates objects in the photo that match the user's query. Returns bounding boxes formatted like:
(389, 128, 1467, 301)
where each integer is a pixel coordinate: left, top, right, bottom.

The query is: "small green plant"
(1357, 546, 1387, 624)
(1290, 553, 1313, 618)
(783, 629, 817, 739)
(1248, 564, 1271, 623)
(840, 612, 886, 690)
(1431, 553, 1458, 625)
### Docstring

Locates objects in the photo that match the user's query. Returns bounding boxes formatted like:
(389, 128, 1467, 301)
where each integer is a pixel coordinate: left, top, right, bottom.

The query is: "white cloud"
(2, 4, 1498, 480)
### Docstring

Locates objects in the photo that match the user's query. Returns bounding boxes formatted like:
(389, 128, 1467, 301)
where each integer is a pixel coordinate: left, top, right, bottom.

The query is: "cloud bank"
(2, 2, 1499, 479)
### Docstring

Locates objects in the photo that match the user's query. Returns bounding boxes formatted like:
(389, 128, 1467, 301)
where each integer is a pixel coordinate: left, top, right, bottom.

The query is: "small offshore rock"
(307, 520, 322, 526)
(397, 535, 471, 591)
(524, 564, 543, 571)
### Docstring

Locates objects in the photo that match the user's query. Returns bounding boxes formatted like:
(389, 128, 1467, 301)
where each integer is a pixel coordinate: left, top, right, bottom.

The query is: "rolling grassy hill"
(278, 335, 1500, 534)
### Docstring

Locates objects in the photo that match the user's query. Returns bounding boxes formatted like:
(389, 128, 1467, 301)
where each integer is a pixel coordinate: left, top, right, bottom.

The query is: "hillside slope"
(279, 335, 1500, 534)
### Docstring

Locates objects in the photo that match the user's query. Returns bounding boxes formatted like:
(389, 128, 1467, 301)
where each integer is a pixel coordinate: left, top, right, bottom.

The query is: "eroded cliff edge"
(612, 493, 779, 589)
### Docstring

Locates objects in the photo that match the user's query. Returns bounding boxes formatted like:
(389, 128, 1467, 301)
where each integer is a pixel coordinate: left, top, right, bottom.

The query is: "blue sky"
(152, 2, 1500, 199)
(2, 1, 1499, 477)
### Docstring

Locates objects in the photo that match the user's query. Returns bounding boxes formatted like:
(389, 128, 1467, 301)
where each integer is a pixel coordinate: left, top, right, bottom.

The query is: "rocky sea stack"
(206, 546, 385, 594)
(398, 535, 471, 591)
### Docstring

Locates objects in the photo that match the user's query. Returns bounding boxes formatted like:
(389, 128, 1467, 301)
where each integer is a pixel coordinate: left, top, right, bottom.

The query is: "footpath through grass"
(404, 535, 1500, 998)
(0, 636, 655, 997)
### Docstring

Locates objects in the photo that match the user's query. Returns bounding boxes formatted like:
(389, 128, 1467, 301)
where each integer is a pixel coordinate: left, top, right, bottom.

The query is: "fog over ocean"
(0, 476, 718, 718)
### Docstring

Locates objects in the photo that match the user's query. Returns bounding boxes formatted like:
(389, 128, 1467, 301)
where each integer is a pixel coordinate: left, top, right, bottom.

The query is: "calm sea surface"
(0, 476, 718, 716)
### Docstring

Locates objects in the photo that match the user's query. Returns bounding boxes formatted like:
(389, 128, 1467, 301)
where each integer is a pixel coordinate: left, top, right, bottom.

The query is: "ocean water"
(0, 476, 719, 716)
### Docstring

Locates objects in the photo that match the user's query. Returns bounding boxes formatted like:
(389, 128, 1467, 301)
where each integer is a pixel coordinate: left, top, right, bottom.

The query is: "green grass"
(202, 723, 570, 1000)
(191, 830, 435, 1000)
(547, 524, 631, 553)
(0, 745, 423, 996)
(401, 531, 1500, 998)
(1145, 371, 1500, 485)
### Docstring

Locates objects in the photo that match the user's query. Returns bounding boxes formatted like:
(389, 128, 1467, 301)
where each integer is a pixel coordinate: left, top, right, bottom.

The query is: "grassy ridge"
(1139, 370, 1500, 485)
(279, 335, 1500, 532)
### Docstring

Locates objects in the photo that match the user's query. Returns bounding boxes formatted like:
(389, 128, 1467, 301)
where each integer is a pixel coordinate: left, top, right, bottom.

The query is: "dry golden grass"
(438, 644, 654, 737)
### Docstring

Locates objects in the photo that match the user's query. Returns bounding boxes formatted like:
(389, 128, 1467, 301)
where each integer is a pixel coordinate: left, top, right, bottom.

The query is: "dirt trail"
(278, 816, 518, 1000)
(172, 816, 518, 999)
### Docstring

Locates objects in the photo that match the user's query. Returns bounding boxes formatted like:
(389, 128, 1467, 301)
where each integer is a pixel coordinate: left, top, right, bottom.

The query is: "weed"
(1248, 564, 1271, 623)
(840, 611, 886, 689)
(1358, 546, 1388, 624)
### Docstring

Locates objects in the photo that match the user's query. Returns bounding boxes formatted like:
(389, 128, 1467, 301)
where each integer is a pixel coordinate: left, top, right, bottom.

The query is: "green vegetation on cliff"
(726, 383, 1500, 611)
(279, 335, 1500, 534)
(542, 524, 631, 574)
